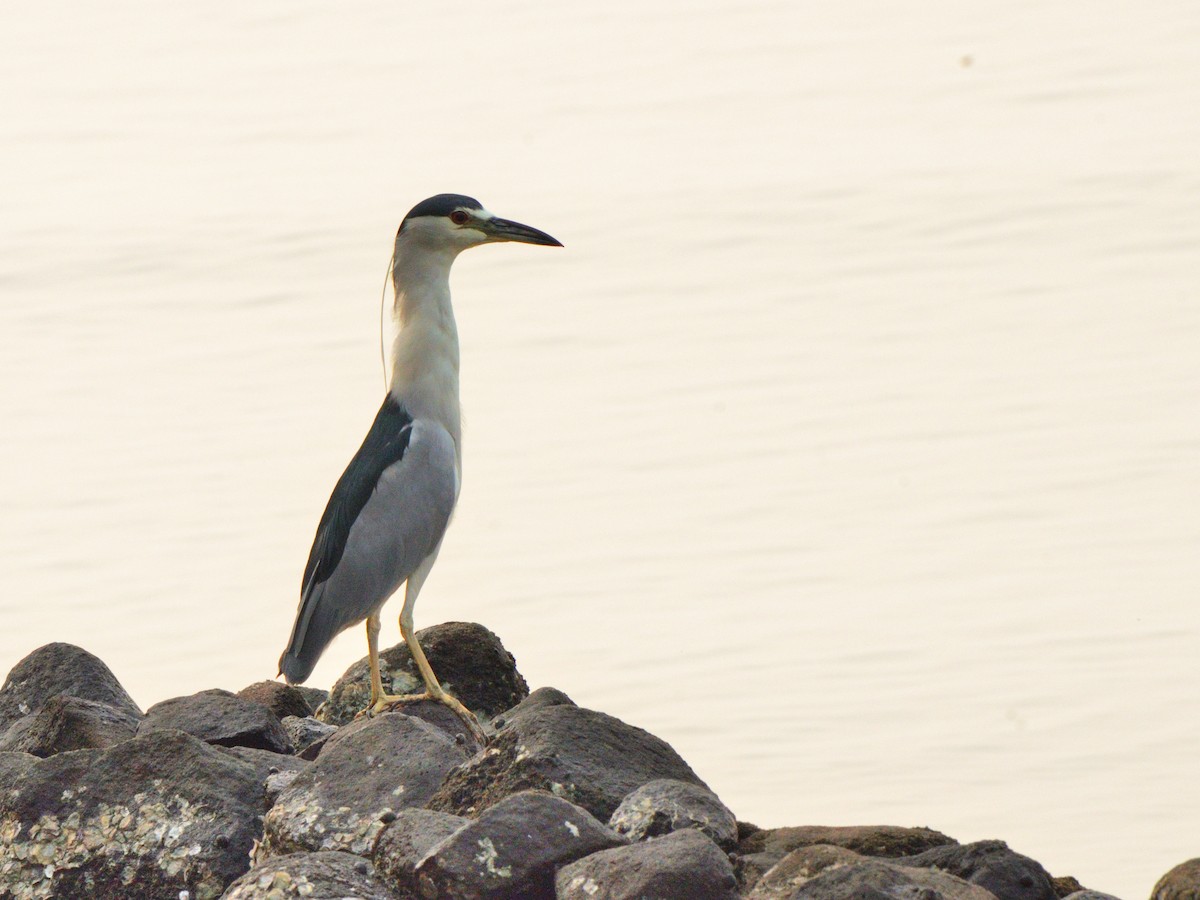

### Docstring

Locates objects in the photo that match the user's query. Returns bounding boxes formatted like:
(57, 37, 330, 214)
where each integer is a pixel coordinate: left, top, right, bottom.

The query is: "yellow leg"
(365, 612, 387, 708)
(358, 560, 486, 744)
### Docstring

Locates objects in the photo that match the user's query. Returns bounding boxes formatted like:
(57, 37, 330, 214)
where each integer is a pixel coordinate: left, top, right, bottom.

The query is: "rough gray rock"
(0, 643, 141, 735)
(319, 622, 529, 726)
(0, 717, 38, 753)
(490, 686, 574, 730)
(1062, 892, 1123, 900)
(0, 750, 36, 789)
(260, 713, 468, 859)
(733, 825, 957, 893)
(373, 808, 470, 894)
(1153, 859, 1200, 900)
(786, 859, 999, 900)
(294, 686, 329, 716)
(360, 696, 487, 751)
(556, 827, 739, 900)
(139, 688, 293, 754)
(0, 730, 266, 900)
(217, 746, 309, 807)
(746, 845, 866, 899)
(898, 839, 1057, 900)
(264, 769, 303, 807)
(236, 681, 313, 721)
(411, 790, 624, 900)
(0, 694, 140, 757)
(737, 824, 956, 860)
(281, 715, 337, 759)
(221, 850, 400, 900)
(608, 778, 738, 849)
(428, 697, 706, 822)
(738, 851, 792, 896)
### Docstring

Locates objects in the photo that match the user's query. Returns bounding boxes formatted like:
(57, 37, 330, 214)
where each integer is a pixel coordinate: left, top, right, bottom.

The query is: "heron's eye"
(449, 210, 470, 226)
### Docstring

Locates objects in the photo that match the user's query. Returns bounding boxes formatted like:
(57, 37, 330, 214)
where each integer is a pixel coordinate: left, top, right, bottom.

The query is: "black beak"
(483, 216, 563, 247)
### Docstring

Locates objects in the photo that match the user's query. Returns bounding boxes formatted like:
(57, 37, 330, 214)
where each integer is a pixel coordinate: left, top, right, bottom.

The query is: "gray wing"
(279, 414, 458, 684)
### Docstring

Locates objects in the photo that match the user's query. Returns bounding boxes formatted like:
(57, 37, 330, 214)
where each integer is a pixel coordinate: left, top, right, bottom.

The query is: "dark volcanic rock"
(738, 851, 791, 895)
(899, 839, 1057, 900)
(363, 697, 487, 750)
(787, 859, 999, 900)
(294, 686, 329, 716)
(428, 699, 706, 822)
(281, 715, 337, 759)
(738, 823, 956, 859)
(319, 622, 529, 726)
(734, 825, 957, 892)
(412, 790, 624, 900)
(1153, 858, 1200, 900)
(260, 713, 468, 859)
(1054, 876, 1086, 897)
(139, 688, 293, 754)
(747, 845, 867, 899)
(556, 827, 739, 900)
(0, 730, 265, 900)
(217, 745, 309, 804)
(0, 694, 139, 757)
(0, 750, 36, 786)
(608, 777, 738, 849)
(221, 850, 399, 900)
(491, 686, 575, 730)
(237, 680, 312, 721)
(0, 643, 141, 735)
(373, 808, 471, 894)
(0, 717, 37, 753)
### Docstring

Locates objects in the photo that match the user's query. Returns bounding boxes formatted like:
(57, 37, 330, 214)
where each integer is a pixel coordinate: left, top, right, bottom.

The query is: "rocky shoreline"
(0, 624, 1191, 899)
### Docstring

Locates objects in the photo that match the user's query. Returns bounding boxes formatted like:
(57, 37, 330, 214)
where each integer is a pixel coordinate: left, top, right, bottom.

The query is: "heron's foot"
(365, 690, 487, 744)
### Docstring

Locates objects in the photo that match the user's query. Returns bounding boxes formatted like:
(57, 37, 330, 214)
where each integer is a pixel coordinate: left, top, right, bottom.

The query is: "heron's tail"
(278, 645, 319, 685)
(278, 583, 341, 685)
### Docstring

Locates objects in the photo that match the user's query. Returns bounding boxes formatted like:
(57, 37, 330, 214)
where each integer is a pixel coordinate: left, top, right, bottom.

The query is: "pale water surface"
(2, 3, 1199, 896)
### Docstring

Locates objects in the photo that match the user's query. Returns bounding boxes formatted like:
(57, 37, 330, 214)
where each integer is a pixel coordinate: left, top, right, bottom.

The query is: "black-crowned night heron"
(279, 194, 561, 738)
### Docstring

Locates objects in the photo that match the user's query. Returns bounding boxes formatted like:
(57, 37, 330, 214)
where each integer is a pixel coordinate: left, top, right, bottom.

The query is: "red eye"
(450, 210, 469, 225)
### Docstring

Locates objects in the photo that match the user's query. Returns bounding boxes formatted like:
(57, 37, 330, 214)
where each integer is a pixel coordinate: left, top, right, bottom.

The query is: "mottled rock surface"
(218, 745, 309, 805)
(738, 823, 956, 859)
(237, 681, 312, 721)
(360, 697, 487, 751)
(429, 695, 706, 821)
(734, 825, 957, 893)
(319, 622, 529, 726)
(491, 686, 574, 730)
(0, 643, 141, 735)
(412, 790, 624, 899)
(556, 827, 739, 900)
(788, 858, 1000, 900)
(294, 686, 328, 716)
(0, 694, 139, 757)
(1054, 876, 1086, 896)
(747, 845, 867, 899)
(373, 808, 469, 894)
(0, 730, 265, 900)
(281, 715, 337, 759)
(221, 850, 400, 900)
(1152, 858, 1200, 900)
(260, 713, 468, 859)
(898, 839, 1057, 900)
(0, 635, 1127, 900)
(608, 777, 738, 849)
(139, 689, 293, 754)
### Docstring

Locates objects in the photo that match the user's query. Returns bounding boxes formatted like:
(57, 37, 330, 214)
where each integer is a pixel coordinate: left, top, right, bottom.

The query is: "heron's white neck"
(388, 237, 462, 445)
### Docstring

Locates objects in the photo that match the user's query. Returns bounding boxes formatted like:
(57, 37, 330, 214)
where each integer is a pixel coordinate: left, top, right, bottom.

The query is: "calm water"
(2, 2, 1199, 895)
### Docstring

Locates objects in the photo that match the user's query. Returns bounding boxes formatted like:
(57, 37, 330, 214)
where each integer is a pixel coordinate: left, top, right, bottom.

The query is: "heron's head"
(396, 193, 562, 254)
